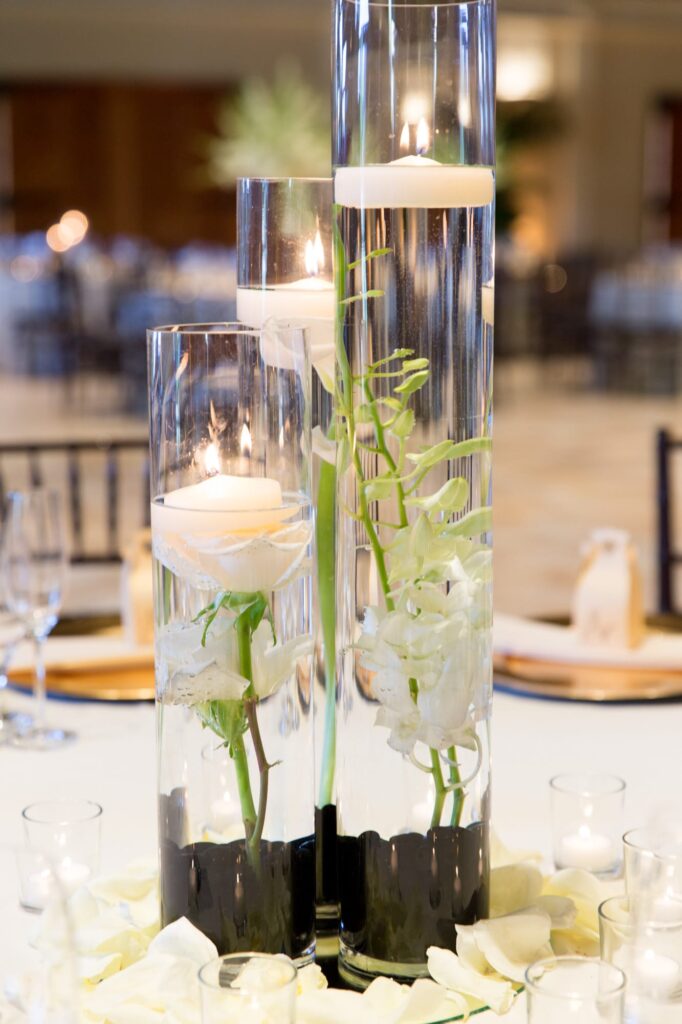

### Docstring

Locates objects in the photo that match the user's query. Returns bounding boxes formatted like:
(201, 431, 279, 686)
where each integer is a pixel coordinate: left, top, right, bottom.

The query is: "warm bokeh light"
(45, 223, 70, 253)
(59, 209, 89, 245)
(497, 47, 553, 102)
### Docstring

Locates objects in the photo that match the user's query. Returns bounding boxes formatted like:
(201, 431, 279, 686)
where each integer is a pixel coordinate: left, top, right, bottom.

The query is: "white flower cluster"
(359, 517, 492, 758)
(156, 616, 311, 707)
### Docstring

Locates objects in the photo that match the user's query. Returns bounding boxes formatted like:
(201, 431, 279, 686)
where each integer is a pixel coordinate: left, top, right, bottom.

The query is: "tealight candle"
(558, 826, 616, 873)
(634, 949, 681, 999)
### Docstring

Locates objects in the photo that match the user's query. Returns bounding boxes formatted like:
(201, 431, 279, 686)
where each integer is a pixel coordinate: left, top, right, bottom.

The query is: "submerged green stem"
(430, 749, 446, 829)
(448, 746, 464, 827)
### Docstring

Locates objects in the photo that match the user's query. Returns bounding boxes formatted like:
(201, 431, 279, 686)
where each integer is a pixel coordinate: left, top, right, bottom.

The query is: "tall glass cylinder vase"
(148, 323, 315, 963)
(333, 0, 495, 986)
(237, 179, 340, 932)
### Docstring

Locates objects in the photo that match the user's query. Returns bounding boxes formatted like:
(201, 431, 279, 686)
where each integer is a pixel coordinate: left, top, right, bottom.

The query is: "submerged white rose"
(153, 514, 312, 595)
(157, 616, 311, 706)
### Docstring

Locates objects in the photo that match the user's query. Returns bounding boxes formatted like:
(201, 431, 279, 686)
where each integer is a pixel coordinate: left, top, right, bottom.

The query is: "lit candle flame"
(399, 121, 410, 151)
(304, 229, 325, 276)
(204, 443, 221, 476)
(416, 117, 430, 155)
(240, 423, 252, 458)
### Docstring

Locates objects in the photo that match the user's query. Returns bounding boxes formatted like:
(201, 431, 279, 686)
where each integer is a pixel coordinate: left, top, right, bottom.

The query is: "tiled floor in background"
(0, 362, 680, 618)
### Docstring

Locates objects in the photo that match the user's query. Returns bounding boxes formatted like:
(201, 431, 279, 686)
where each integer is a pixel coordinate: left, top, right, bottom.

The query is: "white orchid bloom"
(312, 425, 337, 466)
(250, 622, 313, 699)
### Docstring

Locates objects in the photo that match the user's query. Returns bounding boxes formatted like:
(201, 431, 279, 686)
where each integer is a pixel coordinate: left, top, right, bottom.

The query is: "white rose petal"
(462, 909, 553, 983)
(297, 989, 376, 1024)
(297, 963, 328, 995)
(147, 917, 217, 966)
(490, 864, 544, 918)
(427, 946, 515, 1015)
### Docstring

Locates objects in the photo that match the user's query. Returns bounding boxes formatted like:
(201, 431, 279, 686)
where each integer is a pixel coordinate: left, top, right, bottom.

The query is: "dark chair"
(657, 428, 682, 614)
(0, 440, 150, 564)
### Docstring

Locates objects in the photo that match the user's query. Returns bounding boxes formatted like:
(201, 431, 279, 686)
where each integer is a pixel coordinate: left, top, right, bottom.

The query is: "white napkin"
(494, 613, 682, 670)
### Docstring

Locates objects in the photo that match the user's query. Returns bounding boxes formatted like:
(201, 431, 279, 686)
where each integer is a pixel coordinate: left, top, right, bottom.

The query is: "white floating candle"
(335, 158, 494, 210)
(152, 472, 289, 542)
(557, 826, 616, 873)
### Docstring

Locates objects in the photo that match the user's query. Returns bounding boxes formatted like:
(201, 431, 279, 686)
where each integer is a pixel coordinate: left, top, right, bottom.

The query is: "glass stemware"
(1, 489, 74, 748)
(0, 608, 31, 742)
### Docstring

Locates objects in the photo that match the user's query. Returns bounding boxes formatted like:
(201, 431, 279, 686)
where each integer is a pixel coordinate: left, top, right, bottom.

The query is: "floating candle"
(334, 159, 495, 210)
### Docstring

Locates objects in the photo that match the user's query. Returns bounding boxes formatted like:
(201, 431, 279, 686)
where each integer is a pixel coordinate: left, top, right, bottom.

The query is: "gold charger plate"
(9, 656, 155, 702)
(494, 653, 682, 702)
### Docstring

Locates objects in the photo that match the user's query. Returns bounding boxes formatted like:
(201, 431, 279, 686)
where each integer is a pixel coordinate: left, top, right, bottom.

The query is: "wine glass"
(1, 489, 74, 748)
(0, 607, 31, 743)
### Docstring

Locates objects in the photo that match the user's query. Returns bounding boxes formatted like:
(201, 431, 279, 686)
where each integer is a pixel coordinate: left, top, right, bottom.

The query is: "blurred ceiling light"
(497, 48, 553, 102)
(46, 224, 70, 253)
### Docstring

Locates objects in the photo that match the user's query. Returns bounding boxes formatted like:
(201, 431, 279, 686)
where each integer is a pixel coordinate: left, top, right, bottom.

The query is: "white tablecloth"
(2, 656, 681, 1021)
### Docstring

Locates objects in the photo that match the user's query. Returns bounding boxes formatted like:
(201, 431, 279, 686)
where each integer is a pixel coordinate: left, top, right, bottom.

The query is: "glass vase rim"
(22, 799, 103, 825)
(197, 952, 297, 991)
(338, 0, 491, 8)
(237, 175, 333, 185)
(146, 321, 306, 338)
(598, 894, 682, 930)
(549, 772, 626, 797)
(623, 825, 682, 855)
(524, 956, 627, 1000)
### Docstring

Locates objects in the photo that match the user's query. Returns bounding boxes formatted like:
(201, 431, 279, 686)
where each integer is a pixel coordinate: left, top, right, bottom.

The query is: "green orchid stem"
(448, 746, 464, 827)
(430, 748, 446, 829)
(234, 610, 269, 868)
(317, 457, 337, 808)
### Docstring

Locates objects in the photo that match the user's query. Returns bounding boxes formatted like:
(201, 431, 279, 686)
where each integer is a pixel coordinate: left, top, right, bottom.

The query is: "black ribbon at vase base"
(159, 787, 315, 960)
(338, 823, 489, 976)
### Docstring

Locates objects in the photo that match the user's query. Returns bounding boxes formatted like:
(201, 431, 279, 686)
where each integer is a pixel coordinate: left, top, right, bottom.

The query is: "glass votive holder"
(624, 826, 682, 903)
(198, 953, 297, 1024)
(19, 800, 102, 911)
(599, 894, 682, 1021)
(201, 741, 245, 841)
(525, 956, 626, 1023)
(550, 773, 626, 877)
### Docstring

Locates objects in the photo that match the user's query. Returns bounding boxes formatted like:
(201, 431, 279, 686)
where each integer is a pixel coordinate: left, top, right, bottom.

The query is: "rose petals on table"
(490, 864, 544, 917)
(427, 946, 516, 1015)
(458, 909, 553, 984)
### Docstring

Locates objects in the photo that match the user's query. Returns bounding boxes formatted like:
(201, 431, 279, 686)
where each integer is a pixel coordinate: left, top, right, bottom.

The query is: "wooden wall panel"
(6, 81, 235, 248)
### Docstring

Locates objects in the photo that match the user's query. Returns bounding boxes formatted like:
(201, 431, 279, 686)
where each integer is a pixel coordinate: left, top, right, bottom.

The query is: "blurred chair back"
(0, 440, 149, 564)
(657, 428, 682, 614)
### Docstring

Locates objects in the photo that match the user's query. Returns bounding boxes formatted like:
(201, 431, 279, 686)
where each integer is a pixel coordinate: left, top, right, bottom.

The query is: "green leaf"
(389, 408, 415, 439)
(364, 477, 395, 501)
(196, 699, 247, 750)
(405, 477, 469, 515)
(406, 436, 492, 469)
(444, 506, 493, 538)
(377, 396, 404, 412)
(394, 370, 429, 396)
(401, 357, 429, 373)
(347, 247, 392, 270)
(368, 349, 414, 370)
(340, 289, 384, 306)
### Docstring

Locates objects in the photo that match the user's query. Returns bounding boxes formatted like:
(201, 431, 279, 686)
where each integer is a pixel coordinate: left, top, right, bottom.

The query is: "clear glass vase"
(147, 323, 315, 963)
(333, 0, 495, 986)
(236, 179, 340, 932)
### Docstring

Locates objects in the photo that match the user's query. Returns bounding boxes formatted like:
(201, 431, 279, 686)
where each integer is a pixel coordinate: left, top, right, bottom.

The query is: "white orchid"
(359, 545, 490, 756)
(157, 616, 310, 707)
